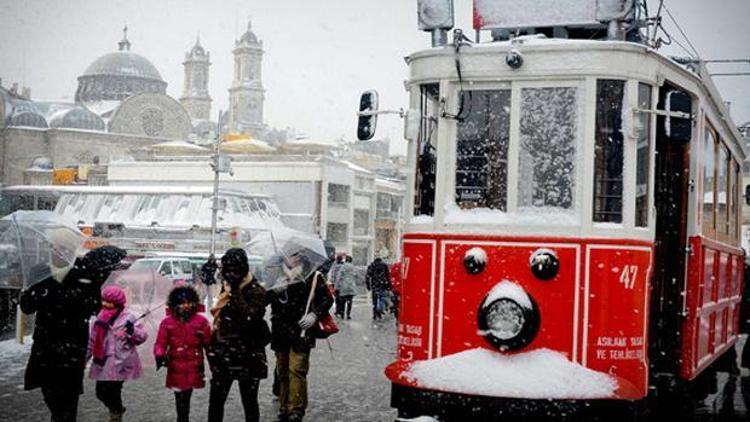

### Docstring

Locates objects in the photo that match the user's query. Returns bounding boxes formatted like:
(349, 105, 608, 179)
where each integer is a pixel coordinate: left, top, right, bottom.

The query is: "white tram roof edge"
(406, 38, 746, 159)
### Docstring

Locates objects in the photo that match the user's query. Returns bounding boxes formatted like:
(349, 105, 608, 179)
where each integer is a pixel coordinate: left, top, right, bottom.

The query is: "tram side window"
(414, 83, 439, 217)
(518, 87, 578, 210)
(635, 83, 652, 227)
(455, 90, 510, 210)
(593, 80, 625, 223)
(717, 145, 728, 240)
(730, 160, 739, 242)
(703, 129, 716, 237)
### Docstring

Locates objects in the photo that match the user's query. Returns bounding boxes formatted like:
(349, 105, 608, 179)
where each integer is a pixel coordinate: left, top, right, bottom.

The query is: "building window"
(635, 83, 652, 227)
(518, 86, 579, 210)
(414, 84, 439, 216)
(327, 184, 350, 207)
(326, 222, 348, 243)
(455, 89, 510, 210)
(353, 210, 370, 236)
(593, 80, 625, 223)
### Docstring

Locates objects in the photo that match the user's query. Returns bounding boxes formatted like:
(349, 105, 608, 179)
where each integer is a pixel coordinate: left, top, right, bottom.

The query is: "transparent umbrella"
(245, 229, 330, 291)
(104, 268, 173, 364)
(0, 210, 86, 288)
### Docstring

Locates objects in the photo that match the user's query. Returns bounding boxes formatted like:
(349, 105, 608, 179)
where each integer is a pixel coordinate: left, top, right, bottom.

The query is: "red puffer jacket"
(153, 311, 211, 390)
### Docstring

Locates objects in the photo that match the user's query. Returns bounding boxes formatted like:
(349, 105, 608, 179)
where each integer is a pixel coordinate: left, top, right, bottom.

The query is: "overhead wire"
(661, 3, 701, 59)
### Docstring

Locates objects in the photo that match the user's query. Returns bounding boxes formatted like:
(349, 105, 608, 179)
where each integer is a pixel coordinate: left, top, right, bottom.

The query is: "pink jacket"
(153, 311, 211, 390)
(87, 309, 148, 381)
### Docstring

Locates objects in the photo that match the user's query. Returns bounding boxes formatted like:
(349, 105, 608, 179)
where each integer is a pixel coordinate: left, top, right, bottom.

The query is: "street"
(0, 298, 397, 422)
(1, 298, 749, 421)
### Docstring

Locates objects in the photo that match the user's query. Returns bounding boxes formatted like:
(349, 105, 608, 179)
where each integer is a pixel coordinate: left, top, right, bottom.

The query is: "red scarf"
(92, 307, 121, 366)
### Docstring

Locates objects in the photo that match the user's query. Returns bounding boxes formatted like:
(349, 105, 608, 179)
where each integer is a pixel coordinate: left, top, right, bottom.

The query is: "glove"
(155, 355, 168, 371)
(298, 312, 318, 330)
(124, 321, 135, 336)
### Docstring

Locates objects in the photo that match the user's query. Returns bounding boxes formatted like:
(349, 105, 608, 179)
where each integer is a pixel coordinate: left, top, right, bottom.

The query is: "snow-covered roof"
(2, 184, 270, 198)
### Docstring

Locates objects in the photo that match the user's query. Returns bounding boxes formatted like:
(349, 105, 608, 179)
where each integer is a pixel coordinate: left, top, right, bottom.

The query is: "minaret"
(180, 35, 212, 121)
(227, 19, 265, 135)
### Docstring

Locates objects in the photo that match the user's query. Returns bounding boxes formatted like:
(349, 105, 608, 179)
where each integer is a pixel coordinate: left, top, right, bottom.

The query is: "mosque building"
(0, 21, 267, 186)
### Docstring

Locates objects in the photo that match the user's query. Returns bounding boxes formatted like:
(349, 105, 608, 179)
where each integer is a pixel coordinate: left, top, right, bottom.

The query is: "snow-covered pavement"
(0, 300, 398, 422)
(1, 304, 748, 421)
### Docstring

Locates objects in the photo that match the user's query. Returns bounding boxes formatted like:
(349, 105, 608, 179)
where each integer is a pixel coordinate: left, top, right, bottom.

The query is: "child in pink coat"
(87, 284, 148, 422)
(154, 284, 211, 422)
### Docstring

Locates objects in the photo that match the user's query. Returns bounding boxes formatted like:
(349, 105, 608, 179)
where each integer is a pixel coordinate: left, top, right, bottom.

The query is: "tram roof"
(406, 37, 746, 159)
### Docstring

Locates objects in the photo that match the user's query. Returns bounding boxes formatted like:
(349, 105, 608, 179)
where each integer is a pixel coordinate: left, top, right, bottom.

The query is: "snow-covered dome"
(81, 51, 163, 81)
(75, 28, 167, 103)
(48, 107, 106, 131)
(238, 20, 260, 45)
(9, 110, 48, 128)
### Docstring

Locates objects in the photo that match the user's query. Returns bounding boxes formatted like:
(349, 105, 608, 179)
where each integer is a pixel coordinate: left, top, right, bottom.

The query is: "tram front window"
(455, 90, 510, 210)
(414, 83, 439, 217)
(518, 87, 578, 210)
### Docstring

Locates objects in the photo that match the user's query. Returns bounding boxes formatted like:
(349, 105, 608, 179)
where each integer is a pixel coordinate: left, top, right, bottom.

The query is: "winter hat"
(167, 285, 200, 309)
(221, 248, 249, 275)
(101, 285, 126, 308)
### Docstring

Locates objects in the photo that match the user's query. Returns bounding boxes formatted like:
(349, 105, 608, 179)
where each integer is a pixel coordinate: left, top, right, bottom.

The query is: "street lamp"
(206, 111, 231, 307)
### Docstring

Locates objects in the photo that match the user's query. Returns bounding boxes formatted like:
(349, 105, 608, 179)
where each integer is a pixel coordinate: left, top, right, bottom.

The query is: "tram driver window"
(414, 83, 439, 217)
(593, 80, 625, 223)
(518, 87, 578, 210)
(455, 90, 510, 210)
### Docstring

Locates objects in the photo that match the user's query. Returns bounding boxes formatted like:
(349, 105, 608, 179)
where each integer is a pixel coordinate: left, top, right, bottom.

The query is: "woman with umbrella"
(20, 245, 127, 422)
(265, 237, 334, 422)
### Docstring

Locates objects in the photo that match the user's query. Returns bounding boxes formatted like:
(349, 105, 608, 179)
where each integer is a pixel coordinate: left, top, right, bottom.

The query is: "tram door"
(650, 84, 692, 379)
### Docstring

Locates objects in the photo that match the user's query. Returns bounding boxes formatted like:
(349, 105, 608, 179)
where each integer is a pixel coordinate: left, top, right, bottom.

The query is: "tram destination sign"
(473, 0, 631, 30)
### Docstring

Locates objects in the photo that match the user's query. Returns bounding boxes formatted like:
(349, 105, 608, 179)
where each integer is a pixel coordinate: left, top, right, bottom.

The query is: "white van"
(129, 257, 194, 284)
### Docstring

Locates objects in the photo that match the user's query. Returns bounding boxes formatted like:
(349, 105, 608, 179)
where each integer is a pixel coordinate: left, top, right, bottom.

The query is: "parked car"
(129, 257, 194, 284)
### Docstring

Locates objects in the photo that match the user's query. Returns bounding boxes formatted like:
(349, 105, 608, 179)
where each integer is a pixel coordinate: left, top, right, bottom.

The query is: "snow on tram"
(357, 0, 747, 419)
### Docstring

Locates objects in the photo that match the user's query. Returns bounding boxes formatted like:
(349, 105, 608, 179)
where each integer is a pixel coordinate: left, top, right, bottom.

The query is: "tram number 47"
(618, 265, 638, 290)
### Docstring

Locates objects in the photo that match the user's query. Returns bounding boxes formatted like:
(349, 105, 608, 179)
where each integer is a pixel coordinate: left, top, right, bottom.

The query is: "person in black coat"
(207, 248, 270, 422)
(267, 253, 333, 422)
(366, 257, 391, 320)
(20, 245, 126, 422)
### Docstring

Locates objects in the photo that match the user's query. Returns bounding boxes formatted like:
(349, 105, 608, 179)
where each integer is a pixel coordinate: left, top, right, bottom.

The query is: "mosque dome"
(75, 27, 167, 103)
(81, 51, 163, 81)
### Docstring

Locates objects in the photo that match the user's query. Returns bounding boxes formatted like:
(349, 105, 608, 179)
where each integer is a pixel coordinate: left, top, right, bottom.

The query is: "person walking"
(207, 248, 270, 422)
(337, 256, 357, 320)
(20, 245, 126, 422)
(328, 254, 344, 317)
(268, 253, 334, 422)
(153, 284, 211, 422)
(365, 257, 391, 320)
(86, 284, 148, 422)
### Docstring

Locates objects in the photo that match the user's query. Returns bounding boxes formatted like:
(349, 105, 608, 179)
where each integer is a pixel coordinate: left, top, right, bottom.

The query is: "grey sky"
(0, 0, 748, 155)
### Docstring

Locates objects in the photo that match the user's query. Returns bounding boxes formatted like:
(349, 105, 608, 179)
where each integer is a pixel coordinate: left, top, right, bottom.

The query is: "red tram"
(357, 0, 746, 419)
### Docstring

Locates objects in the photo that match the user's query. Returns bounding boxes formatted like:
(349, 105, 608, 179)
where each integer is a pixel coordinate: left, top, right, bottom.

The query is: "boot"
(108, 407, 125, 422)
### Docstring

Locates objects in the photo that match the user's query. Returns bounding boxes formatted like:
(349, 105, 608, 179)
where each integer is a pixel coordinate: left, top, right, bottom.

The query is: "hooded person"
(20, 245, 127, 422)
(153, 284, 211, 422)
(86, 285, 148, 422)
(207, 248, 270, 422)
(267, 252, 334, 422)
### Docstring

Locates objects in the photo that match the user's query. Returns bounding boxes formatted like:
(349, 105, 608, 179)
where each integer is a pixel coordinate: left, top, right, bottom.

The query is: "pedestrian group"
(20, 244, 396, 422)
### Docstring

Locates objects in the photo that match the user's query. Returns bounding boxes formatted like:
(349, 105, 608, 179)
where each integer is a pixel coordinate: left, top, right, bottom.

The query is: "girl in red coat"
(154, 285, 211, 422)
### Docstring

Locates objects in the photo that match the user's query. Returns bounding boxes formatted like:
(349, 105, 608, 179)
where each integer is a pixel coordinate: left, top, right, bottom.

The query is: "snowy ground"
(1, 303, 748, 421)
(0, 298, 397, 422)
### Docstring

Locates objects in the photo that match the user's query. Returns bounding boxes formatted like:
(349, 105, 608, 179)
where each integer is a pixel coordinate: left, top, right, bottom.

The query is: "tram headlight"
(483, 299, 525, 339)
(529, 248, 559, 281)
(478, 281, 540, 351)
(464, 247, 487, 275)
